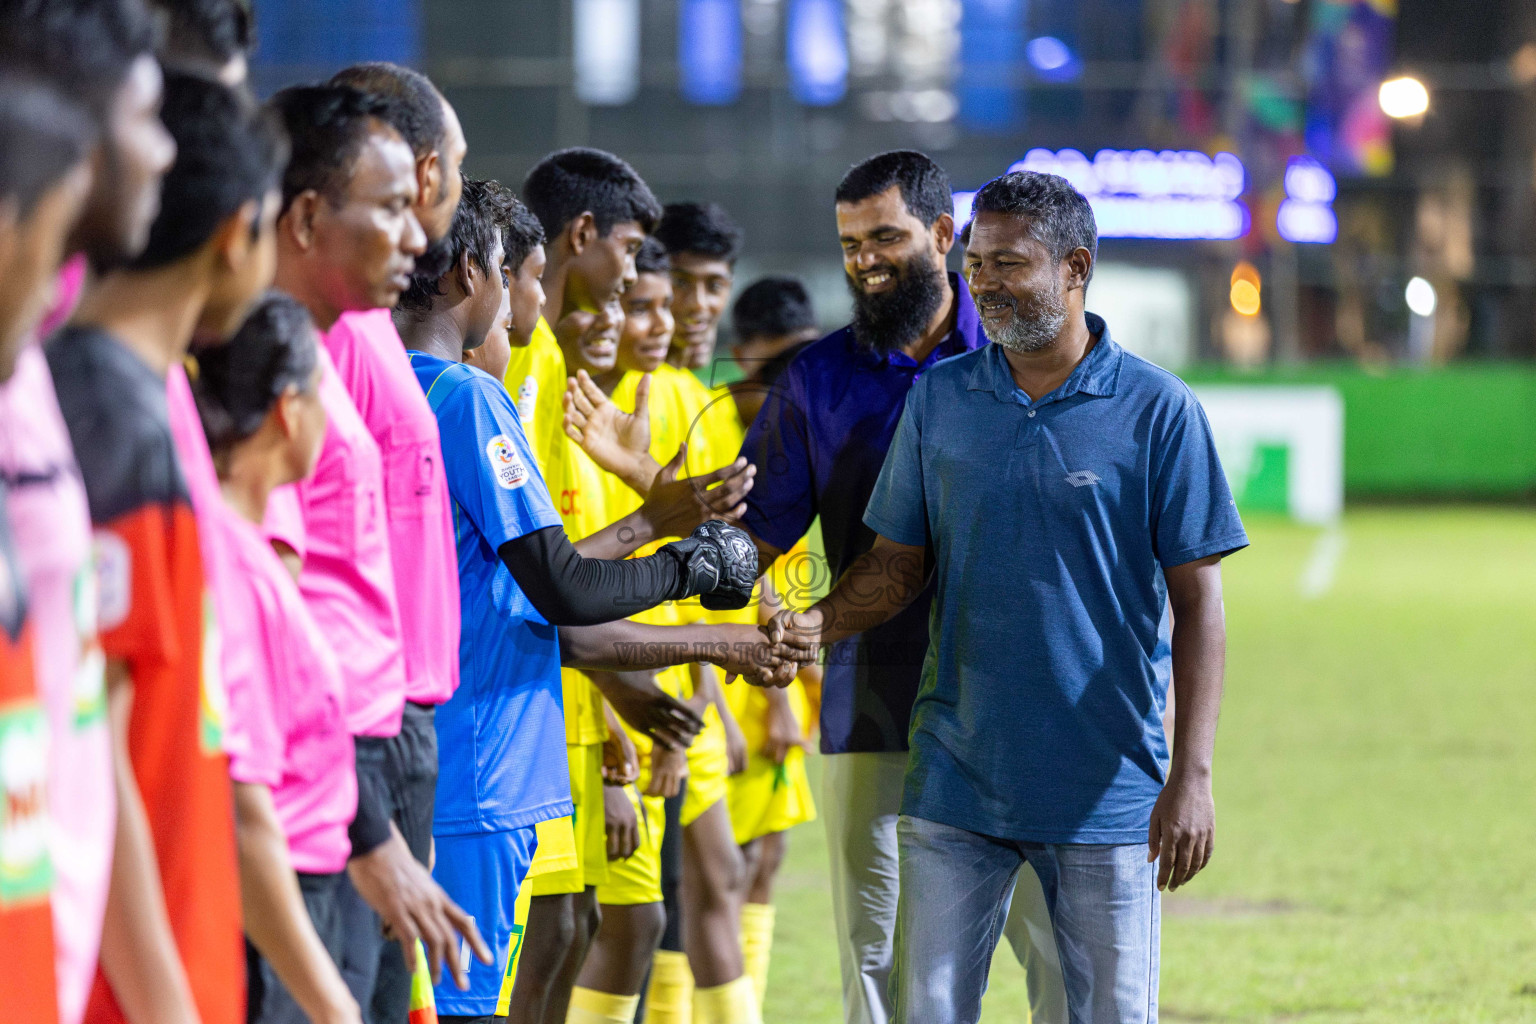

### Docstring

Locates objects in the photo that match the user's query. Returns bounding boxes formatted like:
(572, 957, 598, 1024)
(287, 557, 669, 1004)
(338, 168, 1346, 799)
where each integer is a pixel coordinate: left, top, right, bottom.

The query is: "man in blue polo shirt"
(737, 151, 1056, 1024)
(763, 170, 1248, 1023)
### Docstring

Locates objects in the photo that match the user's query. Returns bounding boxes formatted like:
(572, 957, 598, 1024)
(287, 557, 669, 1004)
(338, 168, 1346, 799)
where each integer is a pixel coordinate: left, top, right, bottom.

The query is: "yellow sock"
(738, 903, 775, 1011)
(645, 949, 694, 1024)
(691, 975, 761, 1024)
(566, 985, 640, 1024)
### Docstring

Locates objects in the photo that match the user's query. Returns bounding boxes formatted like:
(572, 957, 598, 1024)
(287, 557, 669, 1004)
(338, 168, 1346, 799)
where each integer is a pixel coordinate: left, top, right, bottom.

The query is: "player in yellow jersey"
(503, 148, 659, 1024)
(506, 152, 767, 1024)
(434, 183, 774, 1024)
(571, 240, 699, 1024)
(565, 228, 767, 1024)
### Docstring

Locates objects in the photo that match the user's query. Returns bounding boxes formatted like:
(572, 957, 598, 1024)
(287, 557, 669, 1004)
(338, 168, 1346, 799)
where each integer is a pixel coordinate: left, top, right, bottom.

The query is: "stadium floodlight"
(1378, 76, 1429, 119)
(1405, 277, 1437, 317)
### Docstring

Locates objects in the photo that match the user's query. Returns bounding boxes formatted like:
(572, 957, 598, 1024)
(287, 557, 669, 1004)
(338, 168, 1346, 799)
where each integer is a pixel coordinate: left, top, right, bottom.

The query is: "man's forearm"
(1166, 559, 1227, 777)
(811, 539, 928, 645)
(559, 620, 760, 672)
(572, 510, 656, 561)
(235, 783, 355, 1024)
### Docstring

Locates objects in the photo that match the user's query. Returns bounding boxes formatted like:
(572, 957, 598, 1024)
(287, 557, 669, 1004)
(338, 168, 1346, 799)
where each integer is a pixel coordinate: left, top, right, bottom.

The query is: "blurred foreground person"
(266, 82, 490, 1004)
(194, 294, 361, 1024)
(0, 4, 176, 1021)
(0, 71, 97, 1024)
(149, 0, 252, 85)
(762, 171, 1248, 1024)
(397, 176, 760, 1024)
(52, 71, 283, 1024)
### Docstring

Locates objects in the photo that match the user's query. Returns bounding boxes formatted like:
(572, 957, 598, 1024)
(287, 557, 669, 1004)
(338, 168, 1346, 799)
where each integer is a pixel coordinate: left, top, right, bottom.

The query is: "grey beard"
(980, 290, 1069, 353)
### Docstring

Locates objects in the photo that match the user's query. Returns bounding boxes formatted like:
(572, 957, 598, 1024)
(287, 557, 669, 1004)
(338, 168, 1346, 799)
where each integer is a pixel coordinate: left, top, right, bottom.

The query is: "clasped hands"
(723, 607, 824, 689)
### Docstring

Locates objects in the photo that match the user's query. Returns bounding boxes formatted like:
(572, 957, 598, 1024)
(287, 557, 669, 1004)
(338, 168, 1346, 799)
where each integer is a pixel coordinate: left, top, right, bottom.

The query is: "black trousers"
(246, 871, 347, 1024)
(339, 702, 440, 1024)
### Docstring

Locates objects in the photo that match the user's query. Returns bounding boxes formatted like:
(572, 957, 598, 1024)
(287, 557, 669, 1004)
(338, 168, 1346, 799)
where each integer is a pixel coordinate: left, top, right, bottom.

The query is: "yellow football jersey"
(502, 316, 569, 477)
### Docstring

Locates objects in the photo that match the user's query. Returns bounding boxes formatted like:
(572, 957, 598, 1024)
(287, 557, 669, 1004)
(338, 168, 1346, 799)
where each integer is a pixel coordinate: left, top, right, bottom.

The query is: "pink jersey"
(0, 343, 113, 1024)
(323, 310, 458, 705)
(219, 503, 356, 874)
(264, 346, 406, 738)
(165, 364, 251, 764)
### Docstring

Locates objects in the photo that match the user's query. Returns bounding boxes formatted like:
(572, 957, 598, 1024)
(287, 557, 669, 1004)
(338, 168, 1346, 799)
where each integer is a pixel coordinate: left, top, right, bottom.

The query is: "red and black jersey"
(0, 483, 57, 1024)
(48, 327, 244, 1024)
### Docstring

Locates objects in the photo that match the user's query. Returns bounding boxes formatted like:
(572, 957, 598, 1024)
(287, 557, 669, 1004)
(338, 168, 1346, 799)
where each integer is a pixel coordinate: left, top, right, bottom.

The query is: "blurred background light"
(1378, 75, 1430, 119)
(952, 190, 976, 230)
(1025, 35, 1082, 82)
(786, 0, 848, 106)
(1230, 262, 1263, 317)
(573, 0, 641, 105)
(679, 0, 743, 105)
(1277, 156, 1339, 243)
(1277, 199, 1339, 244)
(1405, 276, 1437, 317)
(959, 0, 1027, 134)
(1284, 157, 1338, 204)
(999, 149, 1249, 240)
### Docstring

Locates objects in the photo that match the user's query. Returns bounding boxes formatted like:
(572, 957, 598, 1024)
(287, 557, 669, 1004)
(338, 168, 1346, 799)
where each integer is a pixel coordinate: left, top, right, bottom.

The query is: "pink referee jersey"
(220, 503, 356, 874)
(265, 346, 407, 739)
(0, 344, 113, 1024)
(322, 310, 458, 705)
(166, 364, 253, 763)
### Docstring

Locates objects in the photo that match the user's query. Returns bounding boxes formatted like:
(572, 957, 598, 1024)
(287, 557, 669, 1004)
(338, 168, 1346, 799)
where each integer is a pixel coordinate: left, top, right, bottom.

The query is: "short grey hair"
(964, 171, 1098, 284)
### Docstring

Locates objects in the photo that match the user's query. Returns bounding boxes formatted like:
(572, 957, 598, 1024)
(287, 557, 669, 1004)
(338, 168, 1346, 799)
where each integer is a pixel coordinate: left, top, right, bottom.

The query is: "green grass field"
(760, 508, 1536, 1022)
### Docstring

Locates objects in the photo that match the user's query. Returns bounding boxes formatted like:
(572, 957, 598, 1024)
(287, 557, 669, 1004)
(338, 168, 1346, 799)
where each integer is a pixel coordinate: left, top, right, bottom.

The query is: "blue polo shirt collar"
(849, 272, 984, 370)
(968, 311, 1123, 406)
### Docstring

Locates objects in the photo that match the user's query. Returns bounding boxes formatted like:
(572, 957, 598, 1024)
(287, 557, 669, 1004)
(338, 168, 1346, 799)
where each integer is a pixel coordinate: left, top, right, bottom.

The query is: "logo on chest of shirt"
(486, 435, 530, 490)
(516, 376, 538, 425)
(1064, 470, 1102, 488)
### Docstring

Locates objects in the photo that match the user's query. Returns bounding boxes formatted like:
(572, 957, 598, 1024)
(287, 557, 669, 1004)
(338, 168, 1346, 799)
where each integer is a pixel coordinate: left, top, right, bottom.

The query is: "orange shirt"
(0, 490, 58, 1024)
(49, 328, 243, 1024)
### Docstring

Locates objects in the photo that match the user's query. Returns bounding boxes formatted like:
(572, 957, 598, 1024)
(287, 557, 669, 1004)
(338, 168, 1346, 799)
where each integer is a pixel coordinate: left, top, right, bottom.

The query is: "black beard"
(847, 256, 946, 356)
(413, 233, 455, 281)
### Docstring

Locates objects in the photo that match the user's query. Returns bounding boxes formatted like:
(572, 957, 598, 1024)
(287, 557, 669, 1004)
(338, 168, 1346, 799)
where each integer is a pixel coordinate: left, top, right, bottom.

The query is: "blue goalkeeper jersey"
(411, 351, 572, 835)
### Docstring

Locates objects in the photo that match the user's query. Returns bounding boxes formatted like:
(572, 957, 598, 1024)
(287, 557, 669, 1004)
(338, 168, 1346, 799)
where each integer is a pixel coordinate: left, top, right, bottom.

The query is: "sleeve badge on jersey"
(93, 531, 132, 631)
(486, 434, 530, 490)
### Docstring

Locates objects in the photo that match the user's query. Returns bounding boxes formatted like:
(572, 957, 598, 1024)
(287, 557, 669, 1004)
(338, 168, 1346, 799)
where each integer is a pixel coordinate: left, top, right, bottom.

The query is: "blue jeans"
(893, 815, 1160, 1024)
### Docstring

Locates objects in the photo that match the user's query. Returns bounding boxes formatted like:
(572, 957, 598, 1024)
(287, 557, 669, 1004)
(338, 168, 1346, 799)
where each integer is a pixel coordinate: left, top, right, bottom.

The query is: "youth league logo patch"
(486, 434, 530, 490)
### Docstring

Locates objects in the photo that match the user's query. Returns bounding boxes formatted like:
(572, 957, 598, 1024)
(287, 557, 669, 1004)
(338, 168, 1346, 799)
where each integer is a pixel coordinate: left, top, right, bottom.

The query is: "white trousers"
(821, 751, 1067, 1024)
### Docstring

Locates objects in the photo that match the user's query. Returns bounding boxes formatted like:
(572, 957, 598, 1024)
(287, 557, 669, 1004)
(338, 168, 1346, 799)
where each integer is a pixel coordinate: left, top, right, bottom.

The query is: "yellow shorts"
(595, 782, 666, 906)
(725, 678, 818, 844)
(526, 815, 578, 879)
(682, 704, 729, 828)
(727, 748, 816, 845)
(492, 868, 535, 1015)
(530, 742, 608, 895)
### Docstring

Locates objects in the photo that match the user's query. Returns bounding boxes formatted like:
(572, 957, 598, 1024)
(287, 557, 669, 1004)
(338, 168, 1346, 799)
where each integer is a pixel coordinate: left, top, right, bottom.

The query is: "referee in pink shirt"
(324, 62, 474, 1020)
(266, 81, 491, 1019)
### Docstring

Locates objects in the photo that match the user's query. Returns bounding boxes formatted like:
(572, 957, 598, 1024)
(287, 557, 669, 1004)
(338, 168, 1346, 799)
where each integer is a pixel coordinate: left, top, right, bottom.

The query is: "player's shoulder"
(418, 355, 508, 409)
(48, 327, 186, 523)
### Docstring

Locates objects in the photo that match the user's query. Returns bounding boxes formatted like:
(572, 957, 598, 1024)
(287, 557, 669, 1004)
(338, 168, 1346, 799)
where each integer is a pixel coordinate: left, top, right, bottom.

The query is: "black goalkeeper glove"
(662, 520, 758, 610)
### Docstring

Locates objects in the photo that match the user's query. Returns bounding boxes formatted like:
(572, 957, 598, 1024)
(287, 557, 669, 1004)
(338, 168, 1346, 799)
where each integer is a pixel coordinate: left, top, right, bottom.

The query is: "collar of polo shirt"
(968, 311, 1125, 405)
